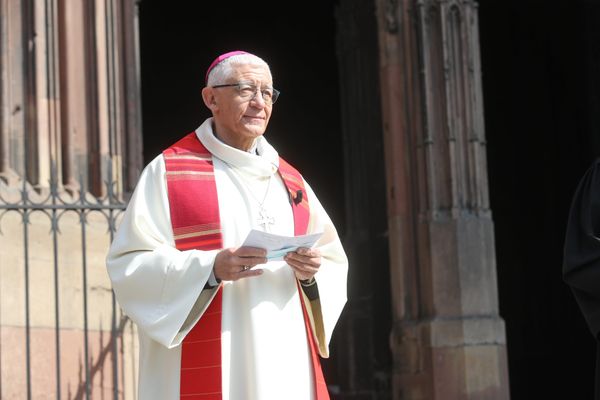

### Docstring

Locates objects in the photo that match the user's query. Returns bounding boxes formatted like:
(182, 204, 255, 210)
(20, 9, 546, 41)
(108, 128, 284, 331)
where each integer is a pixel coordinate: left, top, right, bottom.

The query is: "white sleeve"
(304, 179, 349, 348)
(106, 155, 219, 349)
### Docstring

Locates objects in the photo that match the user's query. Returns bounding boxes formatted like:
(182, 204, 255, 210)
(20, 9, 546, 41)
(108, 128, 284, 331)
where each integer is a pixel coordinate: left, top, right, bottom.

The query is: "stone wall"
(0, 0, 143, 397)
(0, 183, 138, 399)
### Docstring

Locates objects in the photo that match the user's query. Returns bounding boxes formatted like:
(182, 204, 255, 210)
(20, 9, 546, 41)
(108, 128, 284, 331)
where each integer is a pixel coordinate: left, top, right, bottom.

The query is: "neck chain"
(227, 165, 275, 231)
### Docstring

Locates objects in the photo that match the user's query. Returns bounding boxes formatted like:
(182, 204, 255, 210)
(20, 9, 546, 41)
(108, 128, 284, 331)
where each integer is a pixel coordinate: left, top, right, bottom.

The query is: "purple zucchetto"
(205, 50, 250, 84)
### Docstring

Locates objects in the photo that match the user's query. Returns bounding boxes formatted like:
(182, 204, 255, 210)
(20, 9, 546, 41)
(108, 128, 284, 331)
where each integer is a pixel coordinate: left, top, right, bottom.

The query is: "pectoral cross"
(257, 207, 275, 231)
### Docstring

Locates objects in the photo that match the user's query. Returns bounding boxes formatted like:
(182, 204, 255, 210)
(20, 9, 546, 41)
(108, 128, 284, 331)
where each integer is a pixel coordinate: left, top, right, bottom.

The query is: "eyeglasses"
(211, 82, 280, 105)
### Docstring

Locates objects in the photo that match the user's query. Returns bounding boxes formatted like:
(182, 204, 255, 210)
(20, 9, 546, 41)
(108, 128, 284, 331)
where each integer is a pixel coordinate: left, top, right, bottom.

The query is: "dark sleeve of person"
(563, 157, 600, 339)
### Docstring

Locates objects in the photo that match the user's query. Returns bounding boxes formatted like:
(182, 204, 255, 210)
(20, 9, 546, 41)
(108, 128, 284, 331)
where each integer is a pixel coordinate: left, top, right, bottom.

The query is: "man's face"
(207, 63, 274, 149)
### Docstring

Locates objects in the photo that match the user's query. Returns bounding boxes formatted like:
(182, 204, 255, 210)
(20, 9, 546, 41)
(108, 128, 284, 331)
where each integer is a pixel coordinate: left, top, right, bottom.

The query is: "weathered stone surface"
(0, 0, 142, 398)
(376, 0, 510, 398)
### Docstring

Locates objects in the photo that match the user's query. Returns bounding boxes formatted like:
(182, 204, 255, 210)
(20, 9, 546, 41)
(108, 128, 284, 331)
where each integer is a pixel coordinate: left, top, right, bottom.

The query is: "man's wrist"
(299, 277, 318, 300)
(207, 269, 221, 288)
(300, 277, 316, 287)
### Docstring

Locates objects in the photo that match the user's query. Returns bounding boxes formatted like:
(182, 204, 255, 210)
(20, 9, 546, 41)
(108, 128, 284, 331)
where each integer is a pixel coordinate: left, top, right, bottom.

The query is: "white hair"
(206, 53, 273, 86)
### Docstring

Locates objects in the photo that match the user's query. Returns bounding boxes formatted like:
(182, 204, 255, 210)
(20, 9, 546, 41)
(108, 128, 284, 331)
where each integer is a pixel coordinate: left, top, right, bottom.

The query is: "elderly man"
(106, 50, 348, 400)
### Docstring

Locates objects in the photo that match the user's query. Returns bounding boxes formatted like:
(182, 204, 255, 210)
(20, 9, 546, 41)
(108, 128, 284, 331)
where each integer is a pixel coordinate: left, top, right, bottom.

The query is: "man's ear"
(201, 87, 218, 111)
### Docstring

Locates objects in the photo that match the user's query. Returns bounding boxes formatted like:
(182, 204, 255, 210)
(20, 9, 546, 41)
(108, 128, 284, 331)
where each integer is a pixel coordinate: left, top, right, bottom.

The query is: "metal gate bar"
(0, 165, 127, 399)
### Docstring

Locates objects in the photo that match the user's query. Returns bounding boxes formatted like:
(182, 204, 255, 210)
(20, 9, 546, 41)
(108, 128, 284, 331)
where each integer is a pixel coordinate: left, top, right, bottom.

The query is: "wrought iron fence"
(0, 165, 132, 400)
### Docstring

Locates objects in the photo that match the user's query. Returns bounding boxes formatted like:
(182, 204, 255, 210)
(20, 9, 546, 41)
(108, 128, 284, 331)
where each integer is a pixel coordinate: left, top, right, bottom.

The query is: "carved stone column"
(0, 1, 142, 398)
(376, 0, 509, 398)
(0, 0, 27, 185)
(0, 0, 142, 196)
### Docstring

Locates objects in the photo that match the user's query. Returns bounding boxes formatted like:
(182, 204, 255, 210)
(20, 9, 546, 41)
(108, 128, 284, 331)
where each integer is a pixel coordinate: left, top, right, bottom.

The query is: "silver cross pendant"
(257, 207, 275, 231)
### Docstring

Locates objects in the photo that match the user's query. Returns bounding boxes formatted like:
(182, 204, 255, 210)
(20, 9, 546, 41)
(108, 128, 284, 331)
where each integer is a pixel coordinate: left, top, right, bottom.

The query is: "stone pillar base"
(391, 317, 510, 400)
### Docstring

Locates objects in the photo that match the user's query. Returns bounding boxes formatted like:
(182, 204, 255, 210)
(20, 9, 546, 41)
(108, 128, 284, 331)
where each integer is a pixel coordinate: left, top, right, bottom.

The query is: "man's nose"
(250, 90, 267, 107)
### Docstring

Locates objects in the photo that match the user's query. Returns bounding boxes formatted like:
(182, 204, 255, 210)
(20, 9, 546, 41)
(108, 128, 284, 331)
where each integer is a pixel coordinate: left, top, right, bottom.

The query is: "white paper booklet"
(242, 229, 323, 260)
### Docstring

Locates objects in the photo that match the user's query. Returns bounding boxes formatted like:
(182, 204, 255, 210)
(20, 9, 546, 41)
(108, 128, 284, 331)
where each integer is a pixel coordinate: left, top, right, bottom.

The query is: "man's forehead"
(230, 64, 272, 81)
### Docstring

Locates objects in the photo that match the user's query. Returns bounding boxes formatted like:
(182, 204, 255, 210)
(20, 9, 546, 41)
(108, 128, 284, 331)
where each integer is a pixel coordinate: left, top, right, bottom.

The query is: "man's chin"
(242, 124, 267, 137)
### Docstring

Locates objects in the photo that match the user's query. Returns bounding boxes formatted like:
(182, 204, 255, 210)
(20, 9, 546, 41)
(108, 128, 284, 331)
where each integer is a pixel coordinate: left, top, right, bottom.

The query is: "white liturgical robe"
(106, 118, 349, 400)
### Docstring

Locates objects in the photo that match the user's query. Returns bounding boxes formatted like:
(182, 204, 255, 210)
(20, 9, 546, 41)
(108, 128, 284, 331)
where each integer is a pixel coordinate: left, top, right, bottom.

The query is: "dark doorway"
(478, 0, 600, 398)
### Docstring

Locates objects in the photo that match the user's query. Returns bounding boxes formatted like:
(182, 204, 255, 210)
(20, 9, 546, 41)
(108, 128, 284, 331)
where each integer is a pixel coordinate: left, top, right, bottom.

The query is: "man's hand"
(214, 247, 267, 281)
(284, 247, 321, 281)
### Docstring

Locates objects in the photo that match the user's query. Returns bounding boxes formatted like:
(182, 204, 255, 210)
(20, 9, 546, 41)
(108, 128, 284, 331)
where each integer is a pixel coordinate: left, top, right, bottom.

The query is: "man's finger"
(296, 247, 320, 257)
(285, 252, 320, 267)
(234, 246, 268, 258)
(235, 254, 268, 266)
(288, 264, 317, 276)
(236, 266, 263, 279)
(285, 255, 319, 272)
(286, 262, 318, 281)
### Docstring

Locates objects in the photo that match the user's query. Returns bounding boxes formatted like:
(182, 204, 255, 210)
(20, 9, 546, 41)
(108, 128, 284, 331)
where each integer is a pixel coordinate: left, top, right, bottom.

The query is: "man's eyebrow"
(237, 80, 274, 88)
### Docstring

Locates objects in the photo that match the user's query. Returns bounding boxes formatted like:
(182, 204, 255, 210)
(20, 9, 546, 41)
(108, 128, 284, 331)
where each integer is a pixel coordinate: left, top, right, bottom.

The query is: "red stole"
(163, 132, 329, 400)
